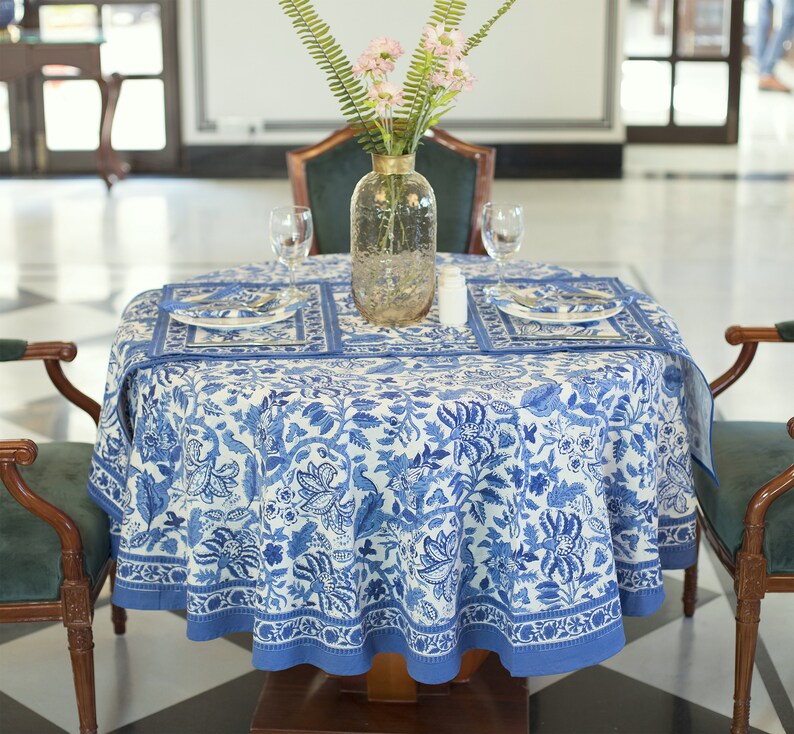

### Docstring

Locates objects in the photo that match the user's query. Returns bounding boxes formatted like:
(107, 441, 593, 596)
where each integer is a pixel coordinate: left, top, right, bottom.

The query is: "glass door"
(2, 0, 179, 175)
(622, 0, 745, 143)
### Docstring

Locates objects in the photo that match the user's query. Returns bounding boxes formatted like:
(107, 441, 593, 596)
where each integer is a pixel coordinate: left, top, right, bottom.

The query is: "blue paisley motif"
(417, 528, 459, 602)
(184, 439, 239, 502)
(297, 462, 354, 535)
(659, 455, 691, 513)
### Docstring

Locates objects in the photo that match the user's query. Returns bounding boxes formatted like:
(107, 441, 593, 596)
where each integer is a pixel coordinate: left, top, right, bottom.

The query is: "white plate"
(169, 308, 296, 330)
(494, 300, 624, 324)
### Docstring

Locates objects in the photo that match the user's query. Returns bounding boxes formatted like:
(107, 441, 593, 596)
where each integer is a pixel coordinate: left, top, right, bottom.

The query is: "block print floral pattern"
(88, 255, 712, 682)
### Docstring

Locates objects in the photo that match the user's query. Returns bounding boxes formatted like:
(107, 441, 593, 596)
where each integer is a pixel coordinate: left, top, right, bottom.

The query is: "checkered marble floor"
(0, 167, 792, 733)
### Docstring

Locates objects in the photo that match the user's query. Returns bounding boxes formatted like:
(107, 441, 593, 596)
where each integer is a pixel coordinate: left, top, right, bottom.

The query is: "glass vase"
(350, 153, 436, 326)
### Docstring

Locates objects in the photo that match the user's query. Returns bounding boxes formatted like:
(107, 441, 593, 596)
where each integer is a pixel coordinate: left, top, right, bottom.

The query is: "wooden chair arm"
(0, 439, 88, 582)
(710, 324, 790, 398)
(21, 342, 100, 426)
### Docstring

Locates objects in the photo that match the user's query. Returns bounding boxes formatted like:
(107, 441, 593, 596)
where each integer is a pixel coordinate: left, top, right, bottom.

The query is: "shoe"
(758, 75, 791, 93)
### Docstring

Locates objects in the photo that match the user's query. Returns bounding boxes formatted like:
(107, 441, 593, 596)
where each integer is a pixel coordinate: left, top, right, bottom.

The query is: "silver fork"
(510, 292, 612, 309)
(185, 293, 278, 310)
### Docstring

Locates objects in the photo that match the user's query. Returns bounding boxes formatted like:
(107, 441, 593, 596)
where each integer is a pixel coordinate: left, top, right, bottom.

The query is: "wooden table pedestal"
(250, 651, 528, 734)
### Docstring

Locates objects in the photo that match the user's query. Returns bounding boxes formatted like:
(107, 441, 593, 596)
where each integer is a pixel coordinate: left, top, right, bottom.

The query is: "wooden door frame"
(626, 0, 745, 143)
(6, 0, 181, 174)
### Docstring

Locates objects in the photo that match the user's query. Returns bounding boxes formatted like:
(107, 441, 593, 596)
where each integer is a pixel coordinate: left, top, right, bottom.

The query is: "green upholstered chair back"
(288, 127, 495, 256)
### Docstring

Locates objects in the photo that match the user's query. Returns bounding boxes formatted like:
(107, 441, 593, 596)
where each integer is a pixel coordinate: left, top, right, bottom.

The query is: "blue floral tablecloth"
(88, 254, 714, 683)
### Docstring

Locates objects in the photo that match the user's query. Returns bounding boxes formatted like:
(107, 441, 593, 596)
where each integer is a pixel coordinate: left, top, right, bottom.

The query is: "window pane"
(112, 79, 166, 150)
(0, 83, 10, 152)
(624, 0, 673, 57)
(673, 62, 729, 125)
(621, 60, 672, 125)
(39, 4, 99, 40)
(677, 0, 730, 57)
(100, 4, 163, 75)
(43, 80, 100, 151)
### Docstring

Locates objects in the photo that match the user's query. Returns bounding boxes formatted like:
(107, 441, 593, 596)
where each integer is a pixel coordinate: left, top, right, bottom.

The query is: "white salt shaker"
(438, 265, 468, 326)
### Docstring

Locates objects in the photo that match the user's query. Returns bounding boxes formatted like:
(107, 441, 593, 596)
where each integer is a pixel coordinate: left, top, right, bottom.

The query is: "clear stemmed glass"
(481, 203, 524, 299)
(269, 206, 313, 300)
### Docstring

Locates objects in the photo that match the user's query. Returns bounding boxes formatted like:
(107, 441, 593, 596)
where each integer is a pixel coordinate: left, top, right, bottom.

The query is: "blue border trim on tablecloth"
(245, 620, 625, 682)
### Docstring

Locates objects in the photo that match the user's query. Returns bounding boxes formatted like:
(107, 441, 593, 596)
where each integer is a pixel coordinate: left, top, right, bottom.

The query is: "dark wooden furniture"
(250, 653, 528, 734)
(287, 126, 495, 257)
(683, 322, 794, 734)
(0, 32, 128, 189)
(0, 340, 126, 734)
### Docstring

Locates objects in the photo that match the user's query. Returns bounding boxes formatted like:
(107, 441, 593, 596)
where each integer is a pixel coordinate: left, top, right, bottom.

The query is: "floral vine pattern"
(88, 254, 713, 682)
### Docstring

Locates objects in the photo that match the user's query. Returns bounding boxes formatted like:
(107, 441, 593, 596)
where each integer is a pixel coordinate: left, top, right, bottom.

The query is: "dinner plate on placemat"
(490, 298, 625, 324)
(167, 306, 299, 330)
(160, 283, 308, 330)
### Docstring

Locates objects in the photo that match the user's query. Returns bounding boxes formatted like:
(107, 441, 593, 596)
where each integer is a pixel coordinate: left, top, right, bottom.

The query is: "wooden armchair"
(682, 322, 794, 734)
(0, 339, 126, 734)
(287, 125, 495, 256)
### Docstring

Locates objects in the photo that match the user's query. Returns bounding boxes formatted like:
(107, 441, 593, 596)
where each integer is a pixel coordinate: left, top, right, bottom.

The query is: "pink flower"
(352, 55, 379, 77)
(423, 23, 466, 57)
(352, 36, 404, 77)
(367, 81, 405, 115)
(431, 58, 475, 92)
(367, 37, 404, 62)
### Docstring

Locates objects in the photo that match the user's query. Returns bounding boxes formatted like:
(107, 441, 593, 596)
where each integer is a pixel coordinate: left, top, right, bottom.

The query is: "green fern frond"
(427, 0, 467, 28)
(396, 0, 468, 147)
(464, 0, 519, 55)
(278, 0, 378, 149)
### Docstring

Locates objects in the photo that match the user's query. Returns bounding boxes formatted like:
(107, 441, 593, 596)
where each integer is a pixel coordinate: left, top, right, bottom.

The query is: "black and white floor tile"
(1, 118, 793, 734)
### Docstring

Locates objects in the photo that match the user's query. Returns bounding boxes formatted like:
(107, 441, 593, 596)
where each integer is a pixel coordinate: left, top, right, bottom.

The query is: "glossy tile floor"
(1, 75, 793, 734)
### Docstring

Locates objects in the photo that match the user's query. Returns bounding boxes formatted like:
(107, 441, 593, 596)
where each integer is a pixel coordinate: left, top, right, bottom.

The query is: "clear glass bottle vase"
(350, 153, 437, 326)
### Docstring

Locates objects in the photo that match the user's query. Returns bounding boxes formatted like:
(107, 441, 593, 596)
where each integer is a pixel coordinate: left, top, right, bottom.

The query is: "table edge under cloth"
(86, 258, 715, 683)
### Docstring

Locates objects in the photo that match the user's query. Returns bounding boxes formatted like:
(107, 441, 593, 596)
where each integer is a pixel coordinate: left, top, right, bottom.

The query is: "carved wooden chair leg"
(62, 579, 98, 734)
(683, 519, 700, 617)
(731, 596, 761, 734)
(731, 548, 766, 734)
(110, 561, 127, 635)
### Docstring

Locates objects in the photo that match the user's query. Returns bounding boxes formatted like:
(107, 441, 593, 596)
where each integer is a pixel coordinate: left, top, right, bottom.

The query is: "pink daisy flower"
(422, 23, 466, 57)
(432, 58, 475, 92)
(366, 37, 404, 62)
(352, 36, 404, 77)
(367, 81, 405, 115)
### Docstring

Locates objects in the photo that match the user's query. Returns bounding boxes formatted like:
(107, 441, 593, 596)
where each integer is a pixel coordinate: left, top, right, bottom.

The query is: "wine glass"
(269, 206, 313, 300)
(481, 203, 524, 299)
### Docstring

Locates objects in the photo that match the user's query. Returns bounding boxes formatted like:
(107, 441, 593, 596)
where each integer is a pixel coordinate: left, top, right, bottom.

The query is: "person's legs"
(755, 0, 774, 68)
(758, 0, 794, 85)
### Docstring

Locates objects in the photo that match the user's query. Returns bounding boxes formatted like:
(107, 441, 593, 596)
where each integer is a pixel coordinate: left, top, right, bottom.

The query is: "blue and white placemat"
(468, 277, 673, 353)
(149, 281, 341, 359)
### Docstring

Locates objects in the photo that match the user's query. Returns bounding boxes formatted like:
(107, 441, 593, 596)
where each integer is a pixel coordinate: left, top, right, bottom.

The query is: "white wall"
(178, 0, 625, 146)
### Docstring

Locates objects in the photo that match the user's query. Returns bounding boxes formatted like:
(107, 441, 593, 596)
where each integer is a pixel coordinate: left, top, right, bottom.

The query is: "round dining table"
(88, 254, 713, 732)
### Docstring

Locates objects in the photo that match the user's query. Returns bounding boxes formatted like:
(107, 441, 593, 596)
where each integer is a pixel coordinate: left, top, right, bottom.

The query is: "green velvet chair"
(287, 125, 496, 256)
(683, 322, 794, 734)
(0, 340, 126, 734)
